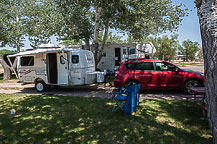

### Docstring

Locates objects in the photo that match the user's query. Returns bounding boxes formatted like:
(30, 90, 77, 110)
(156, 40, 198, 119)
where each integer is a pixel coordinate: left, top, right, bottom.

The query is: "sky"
(5, 0, 202, 50)
(172, 0, 201, 45)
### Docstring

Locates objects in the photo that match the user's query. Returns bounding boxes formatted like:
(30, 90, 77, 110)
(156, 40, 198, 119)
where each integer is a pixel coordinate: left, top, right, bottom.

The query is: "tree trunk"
(93, 6, 101, 68)
(96, 20, 110, 67)
(16, 15, 21, 52)
(84, 38, 90, 51)
(0, 56, 12, 80)
(102, 21, 110, 49)
(196, 0, 217, 143)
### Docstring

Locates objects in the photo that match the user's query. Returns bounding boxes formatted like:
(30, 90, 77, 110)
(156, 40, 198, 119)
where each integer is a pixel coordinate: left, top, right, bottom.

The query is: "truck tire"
(184, 80, 201, 94)
(35, 80, 47, 92)
(124, 80, 138, 89)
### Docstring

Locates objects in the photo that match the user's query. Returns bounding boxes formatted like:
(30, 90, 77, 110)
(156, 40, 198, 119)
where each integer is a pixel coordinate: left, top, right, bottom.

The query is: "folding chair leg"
(112, 106, 120, 112)
(112, 101, 124, 112)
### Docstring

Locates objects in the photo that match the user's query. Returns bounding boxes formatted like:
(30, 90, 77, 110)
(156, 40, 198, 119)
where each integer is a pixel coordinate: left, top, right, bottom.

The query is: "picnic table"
(187, 87, 205, 95)
(181, 87, 206, 106)
(187, 87, 206, 101)
(186, 87, 207, 117)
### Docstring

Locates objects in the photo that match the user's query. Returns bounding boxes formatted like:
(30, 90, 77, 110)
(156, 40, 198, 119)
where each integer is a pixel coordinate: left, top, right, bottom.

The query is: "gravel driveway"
(0, 82, 185, 100)
(0, 64, 204, 100)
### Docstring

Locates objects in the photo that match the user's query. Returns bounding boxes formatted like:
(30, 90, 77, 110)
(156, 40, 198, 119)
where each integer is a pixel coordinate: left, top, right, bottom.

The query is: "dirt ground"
(0, 64, 203, 100)
(0, 82, 186, 100)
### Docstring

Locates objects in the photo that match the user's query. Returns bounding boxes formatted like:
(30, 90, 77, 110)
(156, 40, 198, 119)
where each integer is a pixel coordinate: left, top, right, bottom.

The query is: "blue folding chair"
(123, 84, 141, 114)
(110, 84, 141, 114)
(110, 88, 128, 112)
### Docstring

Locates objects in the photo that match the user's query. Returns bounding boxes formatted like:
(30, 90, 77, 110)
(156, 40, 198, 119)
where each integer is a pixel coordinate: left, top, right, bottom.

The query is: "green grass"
(189, 63, 204, 67)
(173, 62, 204, 67)
(0, 94, 212, 144)
(0, 75, 18, 82)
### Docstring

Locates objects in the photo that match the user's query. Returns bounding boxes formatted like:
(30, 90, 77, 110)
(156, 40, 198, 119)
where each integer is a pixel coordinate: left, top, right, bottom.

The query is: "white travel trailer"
(97, 42, 156, 72)
(8, 45, 104, 92)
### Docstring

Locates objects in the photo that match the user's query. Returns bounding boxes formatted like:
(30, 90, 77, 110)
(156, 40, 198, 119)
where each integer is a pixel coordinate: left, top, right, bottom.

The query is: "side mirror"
(174, 68, 179, 72)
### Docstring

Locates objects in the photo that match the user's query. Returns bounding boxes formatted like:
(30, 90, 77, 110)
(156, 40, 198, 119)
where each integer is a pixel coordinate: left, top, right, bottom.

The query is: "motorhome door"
(115, 48, 121, 66)
(57, 53, 69, 85)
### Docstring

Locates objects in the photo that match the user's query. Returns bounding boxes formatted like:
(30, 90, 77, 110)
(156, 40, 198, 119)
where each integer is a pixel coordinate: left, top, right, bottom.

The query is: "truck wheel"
(184, 80, 201, 94)
(35, 80, 47, 92)
(124, 80, 138, 89)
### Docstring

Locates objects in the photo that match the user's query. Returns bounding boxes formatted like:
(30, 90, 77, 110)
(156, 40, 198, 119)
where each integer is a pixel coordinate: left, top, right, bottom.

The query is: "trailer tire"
(35, 80, 47, 92)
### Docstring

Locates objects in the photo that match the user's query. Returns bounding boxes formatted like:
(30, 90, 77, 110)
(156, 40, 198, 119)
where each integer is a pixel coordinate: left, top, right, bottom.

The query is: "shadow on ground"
(16, 84, 186, 100)
(0, 94, 211, 143)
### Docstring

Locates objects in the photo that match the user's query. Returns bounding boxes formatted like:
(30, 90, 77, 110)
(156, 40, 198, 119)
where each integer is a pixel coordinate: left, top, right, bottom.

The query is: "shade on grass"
(0, 94, 212, 144)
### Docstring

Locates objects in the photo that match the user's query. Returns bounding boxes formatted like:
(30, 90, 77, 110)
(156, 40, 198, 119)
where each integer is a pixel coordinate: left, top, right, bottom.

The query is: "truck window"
(135, 62, 154, 71)
(155, 62, 175, 71)
(21, 56, 34, 66)
(72, 55, 79, 64)
(125, 63, 136, 70)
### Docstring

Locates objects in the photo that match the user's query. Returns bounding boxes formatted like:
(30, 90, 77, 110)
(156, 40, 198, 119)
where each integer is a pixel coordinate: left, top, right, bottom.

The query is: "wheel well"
(184, 78, 203, 87)
(125, 79, 140, 85)
(96, 68, 101, 72)
(34, 78, 44, 84)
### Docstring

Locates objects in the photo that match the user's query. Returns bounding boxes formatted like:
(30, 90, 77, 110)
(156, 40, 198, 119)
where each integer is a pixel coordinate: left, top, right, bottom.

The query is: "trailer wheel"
(35, 80, 47, 92)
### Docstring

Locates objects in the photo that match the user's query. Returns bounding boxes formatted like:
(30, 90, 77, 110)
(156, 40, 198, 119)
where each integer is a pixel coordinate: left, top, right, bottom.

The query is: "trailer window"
(129, 48, 136, 55)
(86, 52, 94, 64)
(21, 56, 34, 66)
(72, 55, 79, 64)
(60, 56, 65, 64)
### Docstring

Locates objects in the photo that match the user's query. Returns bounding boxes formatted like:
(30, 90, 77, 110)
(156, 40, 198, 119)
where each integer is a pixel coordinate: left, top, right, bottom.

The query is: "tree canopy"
(181, 40, 200, 61)
(0, 0, 25, 51)
(146, 34, 180, 61)
(54, 0, 188, 44)
(0, 0, 188, 53)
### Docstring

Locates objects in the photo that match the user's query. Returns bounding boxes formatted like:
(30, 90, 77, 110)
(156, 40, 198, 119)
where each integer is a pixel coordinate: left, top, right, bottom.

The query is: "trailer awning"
(7, 48, 70, 57)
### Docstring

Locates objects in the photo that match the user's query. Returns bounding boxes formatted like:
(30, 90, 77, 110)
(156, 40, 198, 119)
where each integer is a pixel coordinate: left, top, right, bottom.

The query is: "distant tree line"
(146, 35, 201, 61)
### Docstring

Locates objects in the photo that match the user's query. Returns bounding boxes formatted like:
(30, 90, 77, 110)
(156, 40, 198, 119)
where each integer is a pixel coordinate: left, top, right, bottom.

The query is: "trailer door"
(57, 53, 69, 85)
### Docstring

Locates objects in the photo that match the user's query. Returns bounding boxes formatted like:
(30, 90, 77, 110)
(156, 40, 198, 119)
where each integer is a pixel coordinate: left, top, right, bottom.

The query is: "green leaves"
(23, 0, 63, 48)
(0, 0, 25, 50)
(55, 0, 188, 45)
(0, 0, 188, 51)
(181, 40, 200, 61)
(147, 34, 180, 61)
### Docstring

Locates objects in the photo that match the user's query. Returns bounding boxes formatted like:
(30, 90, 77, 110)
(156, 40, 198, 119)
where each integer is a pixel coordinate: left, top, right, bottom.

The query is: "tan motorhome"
(97, 42, 156, 72)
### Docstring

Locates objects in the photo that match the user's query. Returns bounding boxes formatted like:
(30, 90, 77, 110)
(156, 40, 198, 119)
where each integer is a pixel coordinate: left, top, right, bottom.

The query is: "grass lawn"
(0, 94, 212, 144)
(173, 62, 204, 67)
(0, 74, 18, 83)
